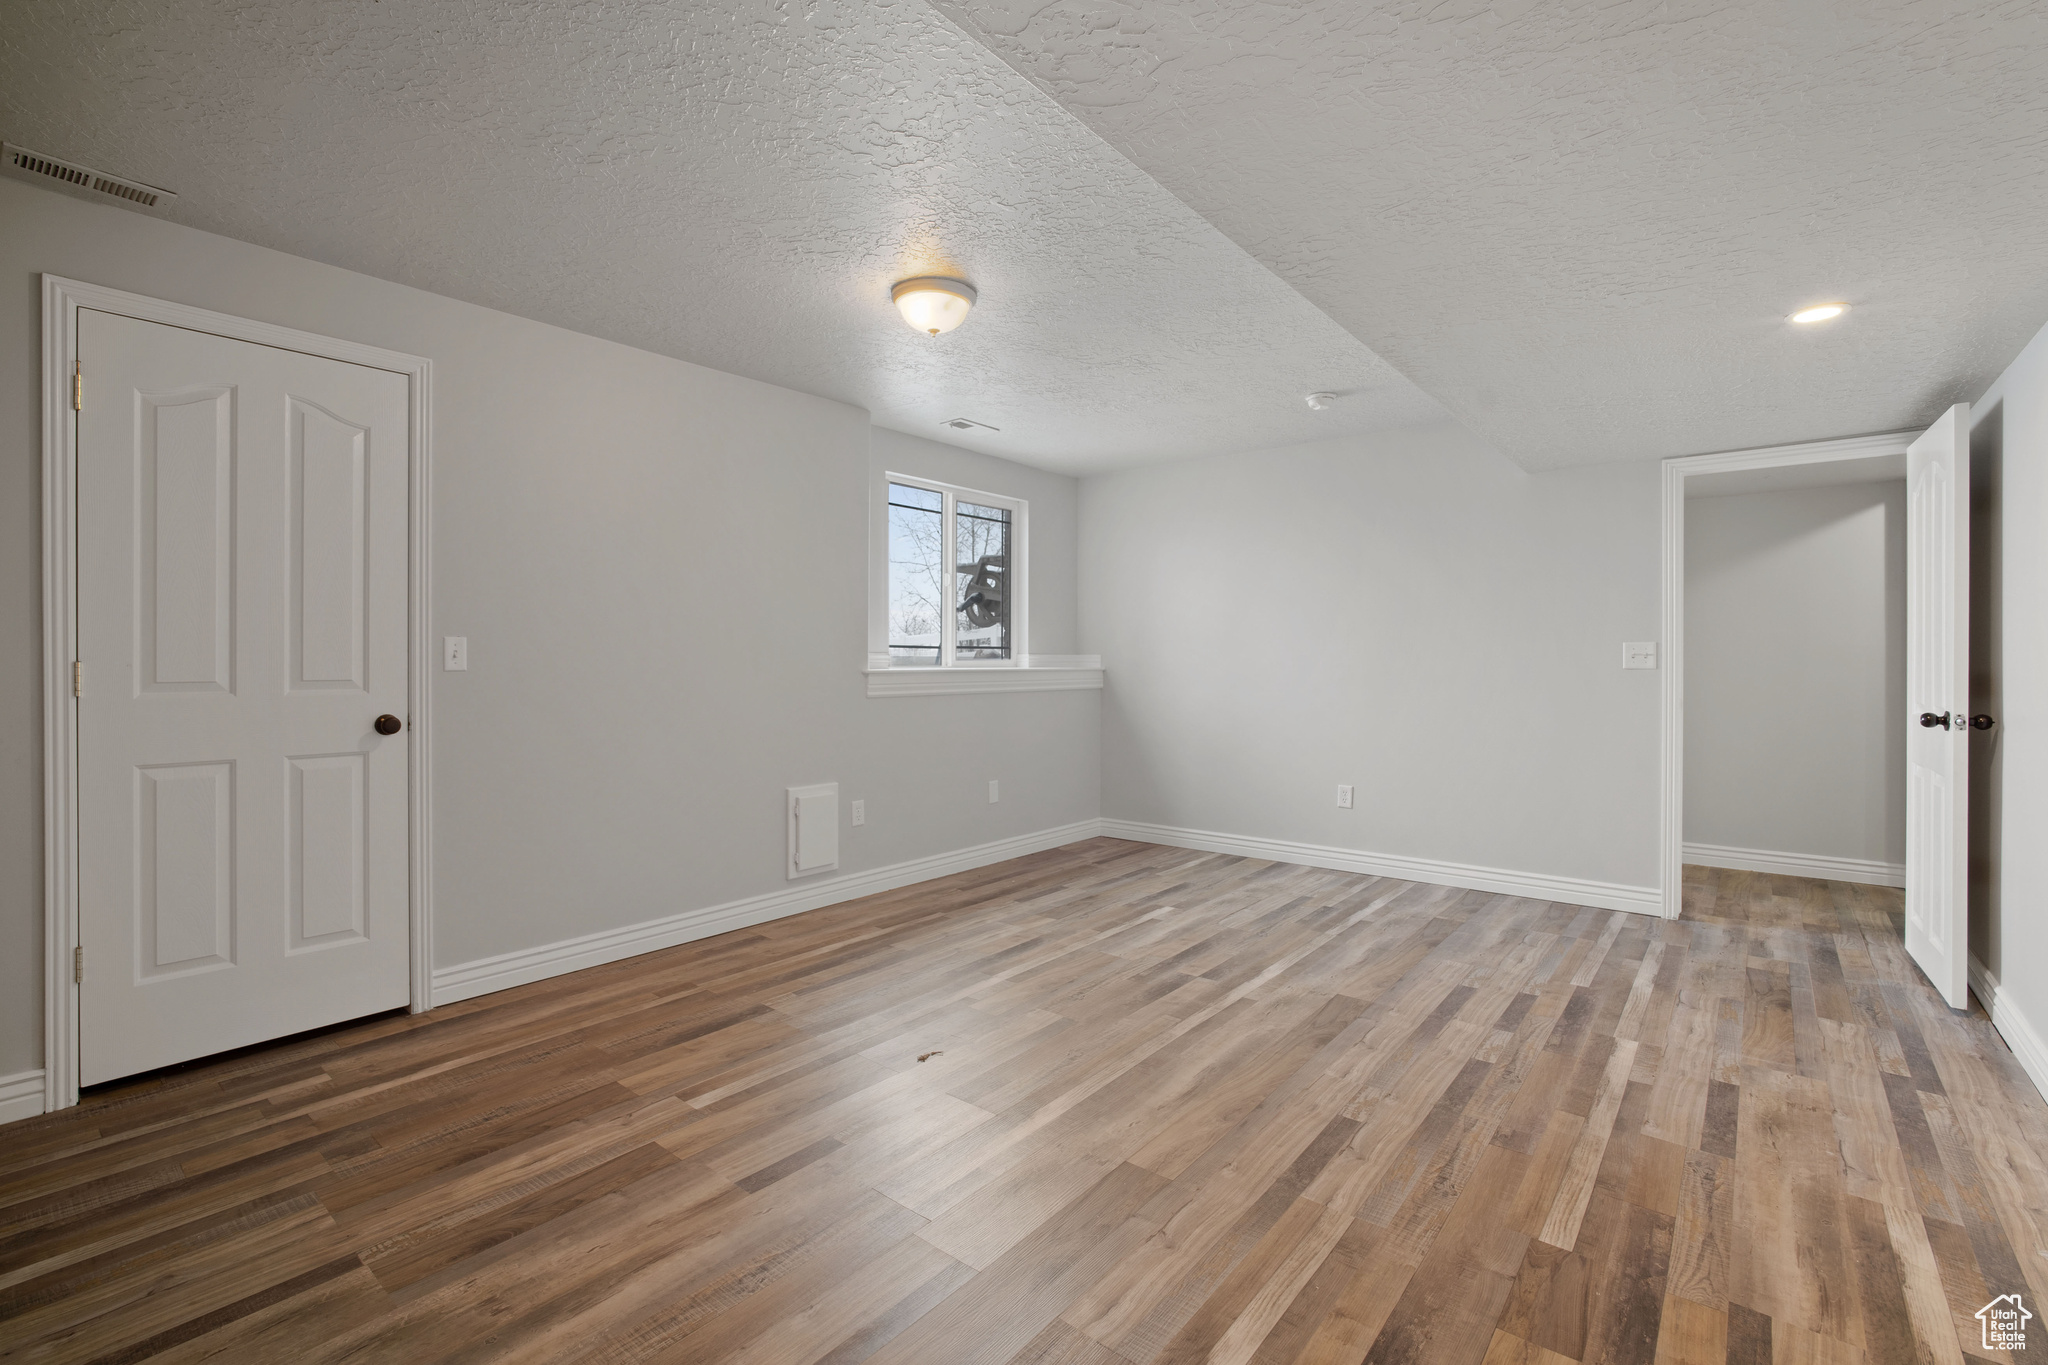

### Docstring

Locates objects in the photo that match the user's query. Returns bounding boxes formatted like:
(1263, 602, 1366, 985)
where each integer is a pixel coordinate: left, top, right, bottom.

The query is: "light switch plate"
(1622, 641, 1658, 670)
(444, 636, 468, 671)
(988, 780, 1000, 804)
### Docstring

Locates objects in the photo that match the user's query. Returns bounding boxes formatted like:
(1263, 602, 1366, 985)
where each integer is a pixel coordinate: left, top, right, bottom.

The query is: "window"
(887, 475, 1024, 666)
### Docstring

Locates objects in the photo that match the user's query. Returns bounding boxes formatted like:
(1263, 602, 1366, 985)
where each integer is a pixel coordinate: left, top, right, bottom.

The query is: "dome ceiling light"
(1306, 392, 1337, 410)
(892, 277, 977, 335)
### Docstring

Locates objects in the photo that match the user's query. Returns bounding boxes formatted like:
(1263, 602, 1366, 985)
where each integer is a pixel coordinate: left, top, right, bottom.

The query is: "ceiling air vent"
(3, 143, 176, 209)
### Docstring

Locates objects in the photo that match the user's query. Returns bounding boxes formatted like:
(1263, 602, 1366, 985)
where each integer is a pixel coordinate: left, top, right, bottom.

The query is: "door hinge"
(73, 660, 83, 697)
(74, 946, 84, 984)
(73, 359, 82, 411)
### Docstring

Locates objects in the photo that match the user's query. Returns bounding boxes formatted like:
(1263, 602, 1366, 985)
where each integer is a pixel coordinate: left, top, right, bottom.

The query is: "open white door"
(1905, 403, 1970, 1008)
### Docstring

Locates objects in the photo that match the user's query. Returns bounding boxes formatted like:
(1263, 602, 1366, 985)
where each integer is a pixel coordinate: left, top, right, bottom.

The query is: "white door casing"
(75, 309, 412, 1086)
(1904, 404, 1971, 1010)
(1657, 430, 1920, 922)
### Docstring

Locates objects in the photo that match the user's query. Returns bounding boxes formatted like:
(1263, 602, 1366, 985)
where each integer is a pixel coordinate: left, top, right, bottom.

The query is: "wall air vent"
(3, 143, 176, 209)
(942, 417, 1000, 433)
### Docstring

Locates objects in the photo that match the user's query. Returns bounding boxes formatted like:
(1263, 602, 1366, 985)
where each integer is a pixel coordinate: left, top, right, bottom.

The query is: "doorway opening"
(1682, 466, 1906, 890)
(1658, 416, 1979, 1009)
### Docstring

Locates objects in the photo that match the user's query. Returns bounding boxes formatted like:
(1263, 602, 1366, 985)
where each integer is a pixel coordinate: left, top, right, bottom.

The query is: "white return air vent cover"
(3, 143, 176, 209)
(787, 783, 839, 879)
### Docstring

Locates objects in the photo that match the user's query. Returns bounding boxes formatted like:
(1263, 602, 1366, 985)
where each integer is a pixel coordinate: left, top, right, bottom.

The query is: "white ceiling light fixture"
(1789, 302, 1849, 324)
(892, 276, 977, 335)
(1306, 392, 1337, 410)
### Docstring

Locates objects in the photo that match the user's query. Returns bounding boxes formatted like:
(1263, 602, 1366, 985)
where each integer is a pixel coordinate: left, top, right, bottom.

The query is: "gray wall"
(1971, 315, 2048, 1047)
(0, 177, 1099, 1077)
(1078, 423, 1663, 890)
(1683, 484, 1906, 864)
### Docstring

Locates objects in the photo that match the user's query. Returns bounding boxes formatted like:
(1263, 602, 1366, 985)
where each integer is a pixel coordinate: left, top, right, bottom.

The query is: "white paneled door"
(76, 309, 412, 1086)
(1904, 404, 1970, 1010)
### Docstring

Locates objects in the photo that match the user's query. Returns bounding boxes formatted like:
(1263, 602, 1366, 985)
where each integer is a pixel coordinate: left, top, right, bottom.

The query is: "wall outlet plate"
(1336, 784, 1354, 809)
(851, 799, 865, 827)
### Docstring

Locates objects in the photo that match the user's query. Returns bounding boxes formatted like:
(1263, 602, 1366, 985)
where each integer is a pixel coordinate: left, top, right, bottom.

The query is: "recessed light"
(1790, 303, 1848, 324)
(892, 277, 977, 335)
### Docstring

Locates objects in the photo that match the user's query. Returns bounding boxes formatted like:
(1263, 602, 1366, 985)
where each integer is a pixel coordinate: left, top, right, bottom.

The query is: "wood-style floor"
(4, 841, 2045, 1365)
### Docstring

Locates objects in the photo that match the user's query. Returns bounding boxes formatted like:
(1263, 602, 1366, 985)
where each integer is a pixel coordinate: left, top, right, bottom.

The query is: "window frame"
(884, 472, 1028, 669)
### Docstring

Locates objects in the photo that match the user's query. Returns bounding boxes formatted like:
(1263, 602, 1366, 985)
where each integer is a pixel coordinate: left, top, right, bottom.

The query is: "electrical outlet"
(851, 799, 865, 827)
(988, 780, 1000, 804)
(444, 636, 468, 671)
(1336, 784, 1354, 809)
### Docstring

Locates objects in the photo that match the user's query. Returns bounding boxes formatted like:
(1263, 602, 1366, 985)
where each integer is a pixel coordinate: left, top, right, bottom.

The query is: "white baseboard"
(1098, 819, 1662, 917)
(1970, 956, 2048, 1105)
(0, 1069, 47, 1126)
(435, 814, 1671, 1009)
(1966, 957, 2048, 1105)
(1682, 841, 1905, 888)
(432, 819, 1105, 1007)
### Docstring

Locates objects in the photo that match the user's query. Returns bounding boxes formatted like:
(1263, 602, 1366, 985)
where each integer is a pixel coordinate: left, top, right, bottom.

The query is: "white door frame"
(1657, 429, 1918, 919)
(41, 275, 435, 1112)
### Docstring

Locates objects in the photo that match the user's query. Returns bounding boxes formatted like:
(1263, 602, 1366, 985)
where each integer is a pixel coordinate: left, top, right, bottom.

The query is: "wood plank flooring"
(3, 840, 2045, 1364)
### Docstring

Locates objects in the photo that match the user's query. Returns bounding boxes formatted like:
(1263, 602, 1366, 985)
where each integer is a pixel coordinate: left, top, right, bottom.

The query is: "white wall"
(0, 177, 1100, 1079)
(1970, 314, 2048, 1087)
(1079, 423, 1663, 896)
(1683, 484, 1905, 865)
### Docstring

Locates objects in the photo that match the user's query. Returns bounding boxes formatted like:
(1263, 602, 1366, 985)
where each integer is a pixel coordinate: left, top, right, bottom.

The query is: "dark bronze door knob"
(374, 714, 403, 736)
(1919, 711, 1952, 729)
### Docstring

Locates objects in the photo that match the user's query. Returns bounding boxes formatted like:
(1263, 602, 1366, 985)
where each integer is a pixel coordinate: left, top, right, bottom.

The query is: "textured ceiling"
(933, 0, 2048, 470)
(8, 3, 2048, 475)
(0, 0, 1444, 476)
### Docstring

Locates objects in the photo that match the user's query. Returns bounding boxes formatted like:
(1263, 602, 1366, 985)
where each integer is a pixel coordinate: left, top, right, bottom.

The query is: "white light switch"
(1336, 784, 1354, 809)
(444, 636, 469, 671)
(988, 780, 1000, 804)
(851, 799, 865, 827)
(1622, 641, 1658, 670)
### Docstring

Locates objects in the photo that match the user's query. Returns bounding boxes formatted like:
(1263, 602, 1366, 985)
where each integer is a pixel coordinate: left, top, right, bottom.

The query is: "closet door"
(1903, 403, 1970, 1009)
(76, 308, 412, 1085)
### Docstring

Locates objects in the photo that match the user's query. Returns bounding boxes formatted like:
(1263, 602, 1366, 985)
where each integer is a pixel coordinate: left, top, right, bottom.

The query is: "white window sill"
(865, 655, 1103, 696)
